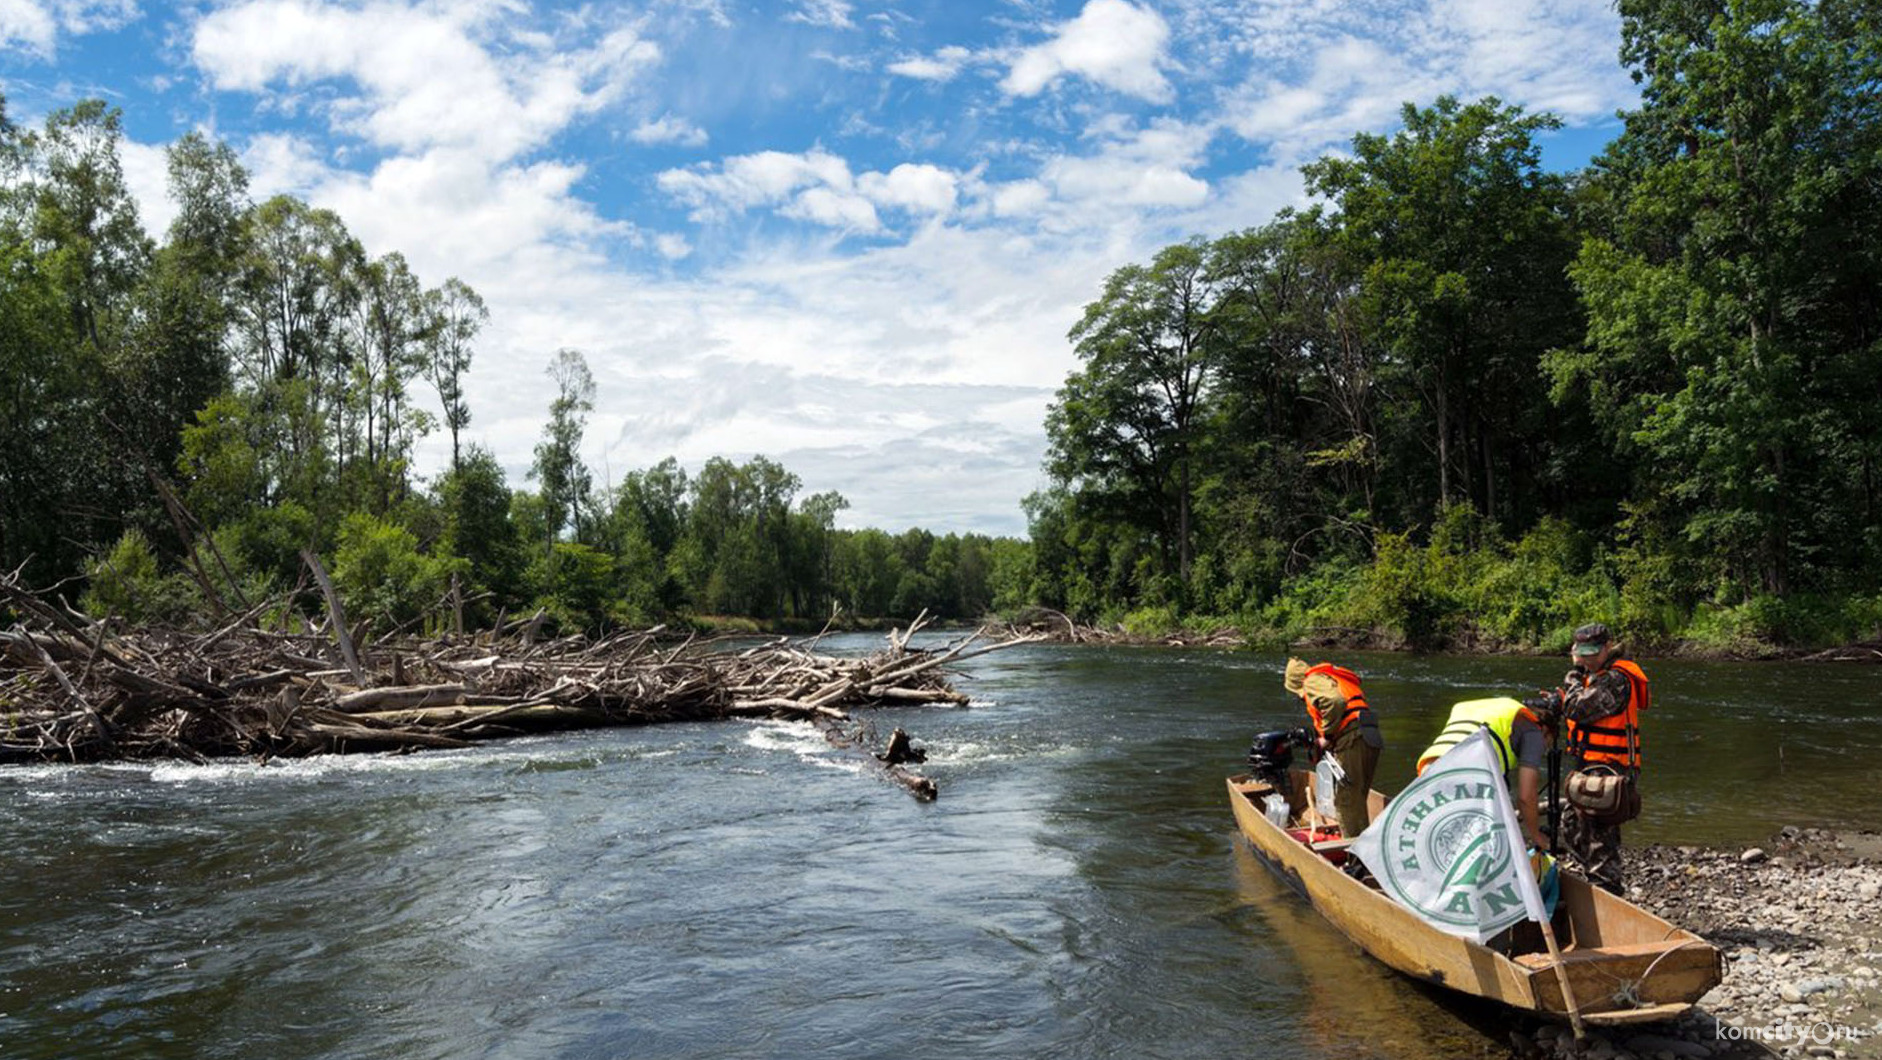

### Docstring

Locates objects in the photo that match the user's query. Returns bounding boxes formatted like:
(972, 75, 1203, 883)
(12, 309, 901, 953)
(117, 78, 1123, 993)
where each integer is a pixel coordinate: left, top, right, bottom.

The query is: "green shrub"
(80, 529, 201, 625)
(331, 513, 457, 630)
(529, 541, 617, 633)
(1120, 604, 1181, 638)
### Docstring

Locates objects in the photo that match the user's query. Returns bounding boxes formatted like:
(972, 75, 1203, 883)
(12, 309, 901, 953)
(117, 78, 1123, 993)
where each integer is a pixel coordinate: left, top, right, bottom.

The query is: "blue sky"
(2, 0, 1636, 536)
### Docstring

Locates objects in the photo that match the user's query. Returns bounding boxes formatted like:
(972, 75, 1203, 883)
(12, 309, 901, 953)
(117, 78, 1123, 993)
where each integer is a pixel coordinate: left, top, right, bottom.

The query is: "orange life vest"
(1566, 658, 1648, 769)
(1300, 662, 1378, 739)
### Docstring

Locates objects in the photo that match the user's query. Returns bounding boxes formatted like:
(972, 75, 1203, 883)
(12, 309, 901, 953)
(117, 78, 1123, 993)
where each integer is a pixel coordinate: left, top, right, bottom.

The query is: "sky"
(0, 0, 1637, 537)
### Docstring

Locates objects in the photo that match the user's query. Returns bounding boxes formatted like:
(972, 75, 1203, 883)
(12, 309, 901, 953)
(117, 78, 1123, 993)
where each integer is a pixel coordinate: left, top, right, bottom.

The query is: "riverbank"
(1003, 608, 1882, 663)
(1506, 829, 1882, 1060)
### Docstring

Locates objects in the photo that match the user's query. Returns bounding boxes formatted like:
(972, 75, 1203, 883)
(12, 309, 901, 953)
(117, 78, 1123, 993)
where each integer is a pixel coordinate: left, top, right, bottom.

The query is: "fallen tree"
(0, 567, 1042, 800)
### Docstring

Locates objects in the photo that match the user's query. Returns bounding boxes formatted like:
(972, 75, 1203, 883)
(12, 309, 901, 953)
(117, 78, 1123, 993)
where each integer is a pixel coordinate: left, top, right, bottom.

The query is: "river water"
(5, 641, 1879, 1059)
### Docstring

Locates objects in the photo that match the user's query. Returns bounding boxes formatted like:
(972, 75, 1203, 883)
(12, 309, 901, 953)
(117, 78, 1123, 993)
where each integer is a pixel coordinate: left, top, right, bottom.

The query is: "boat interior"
(1243, 771, 1700, 962)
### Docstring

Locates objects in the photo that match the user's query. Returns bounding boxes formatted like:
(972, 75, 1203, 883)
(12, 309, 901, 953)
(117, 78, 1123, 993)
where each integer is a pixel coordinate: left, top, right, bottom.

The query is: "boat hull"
(1228, 775, 1722, 1025)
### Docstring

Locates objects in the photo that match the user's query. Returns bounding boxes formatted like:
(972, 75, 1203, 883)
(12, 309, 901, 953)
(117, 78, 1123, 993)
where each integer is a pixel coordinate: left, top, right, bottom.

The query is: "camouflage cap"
(1571, 622, 1611, 656)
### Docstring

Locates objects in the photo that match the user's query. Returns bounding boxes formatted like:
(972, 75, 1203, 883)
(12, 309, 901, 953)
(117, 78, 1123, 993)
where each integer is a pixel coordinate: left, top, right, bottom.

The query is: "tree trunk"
(1483, 423, 1497, 523)
(1436, 371, 1453, 509)
(1177, 457, 1193, 585)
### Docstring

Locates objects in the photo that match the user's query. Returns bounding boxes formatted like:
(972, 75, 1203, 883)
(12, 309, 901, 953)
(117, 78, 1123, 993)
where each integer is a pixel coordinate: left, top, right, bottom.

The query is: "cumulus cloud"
(657, 149, 960, 232)
(1, 0, 134, 55)
(0, 0, 57, 52)
(191, 0, 659, 162)
(1002, 0, 1174, 103)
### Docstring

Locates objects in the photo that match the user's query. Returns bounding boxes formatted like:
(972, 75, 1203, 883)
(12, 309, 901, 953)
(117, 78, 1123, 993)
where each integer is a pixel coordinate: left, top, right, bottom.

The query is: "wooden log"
(330, 684, 466, 713)
(303, 721, 472, 750)
(300, 550, 365, 686)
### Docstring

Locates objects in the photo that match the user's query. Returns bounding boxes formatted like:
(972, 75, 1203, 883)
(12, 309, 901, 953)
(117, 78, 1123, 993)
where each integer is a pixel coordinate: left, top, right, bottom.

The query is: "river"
(4, 640, 1879, 1059)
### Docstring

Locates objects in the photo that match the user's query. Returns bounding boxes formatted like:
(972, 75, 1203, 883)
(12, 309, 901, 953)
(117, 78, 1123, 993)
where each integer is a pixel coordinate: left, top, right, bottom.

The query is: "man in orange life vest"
(1556, 623, 1649, 895)
(1282, 658, 1384, 834)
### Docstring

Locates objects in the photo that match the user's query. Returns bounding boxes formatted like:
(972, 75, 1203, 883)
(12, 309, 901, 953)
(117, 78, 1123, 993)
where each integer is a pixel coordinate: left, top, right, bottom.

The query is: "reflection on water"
(1, 639, 1874, 1058)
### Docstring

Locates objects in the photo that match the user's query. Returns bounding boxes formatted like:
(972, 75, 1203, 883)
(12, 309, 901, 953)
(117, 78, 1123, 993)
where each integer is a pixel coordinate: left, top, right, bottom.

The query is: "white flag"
(1350, 727, 1549, 942)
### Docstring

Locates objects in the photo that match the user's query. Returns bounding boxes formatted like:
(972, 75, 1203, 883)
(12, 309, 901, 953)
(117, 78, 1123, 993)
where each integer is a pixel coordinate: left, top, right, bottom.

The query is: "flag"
(1350, 727, 1549, 942)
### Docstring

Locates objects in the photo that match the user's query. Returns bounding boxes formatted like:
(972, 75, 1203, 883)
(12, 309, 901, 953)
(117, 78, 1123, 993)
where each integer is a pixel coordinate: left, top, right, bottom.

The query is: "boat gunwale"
(1226, 774, 1721, 1023)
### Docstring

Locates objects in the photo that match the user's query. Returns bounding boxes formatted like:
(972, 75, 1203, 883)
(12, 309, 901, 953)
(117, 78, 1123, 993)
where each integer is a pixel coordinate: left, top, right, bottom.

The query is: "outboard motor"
(1247, 727, 1314, 790)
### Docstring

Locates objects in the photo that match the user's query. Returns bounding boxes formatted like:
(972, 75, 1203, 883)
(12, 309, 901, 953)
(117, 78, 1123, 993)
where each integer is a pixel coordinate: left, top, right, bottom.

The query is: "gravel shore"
(1505, 829, 1882, 1060)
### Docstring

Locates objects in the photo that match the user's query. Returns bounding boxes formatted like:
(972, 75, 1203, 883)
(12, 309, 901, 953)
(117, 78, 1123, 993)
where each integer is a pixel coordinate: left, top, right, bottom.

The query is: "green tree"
(1557, 0, 1882, 599)
(529, 348, 596, 553)
(1048, 239, 1218, 592)
(1303, 96, 1577, 524)
(425, 277, 485, 473)
(438, 445, 525, 612)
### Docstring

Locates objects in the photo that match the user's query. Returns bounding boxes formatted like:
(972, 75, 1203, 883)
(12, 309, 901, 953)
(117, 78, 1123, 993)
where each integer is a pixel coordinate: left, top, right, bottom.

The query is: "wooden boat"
(1228, 772, 1723, 1026)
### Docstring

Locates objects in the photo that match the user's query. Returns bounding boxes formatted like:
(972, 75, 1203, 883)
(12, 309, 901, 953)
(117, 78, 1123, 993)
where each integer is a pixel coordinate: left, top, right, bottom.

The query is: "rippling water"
(4, 640, 1877, 1058)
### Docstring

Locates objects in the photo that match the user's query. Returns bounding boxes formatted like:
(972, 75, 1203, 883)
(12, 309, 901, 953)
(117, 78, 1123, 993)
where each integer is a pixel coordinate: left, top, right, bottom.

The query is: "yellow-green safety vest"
(1415, 697, 1539, 776)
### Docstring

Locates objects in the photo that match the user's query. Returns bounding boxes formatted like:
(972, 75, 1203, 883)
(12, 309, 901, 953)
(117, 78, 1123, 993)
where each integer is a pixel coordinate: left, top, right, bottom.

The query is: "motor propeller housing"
(1247, 726, 1314, 789)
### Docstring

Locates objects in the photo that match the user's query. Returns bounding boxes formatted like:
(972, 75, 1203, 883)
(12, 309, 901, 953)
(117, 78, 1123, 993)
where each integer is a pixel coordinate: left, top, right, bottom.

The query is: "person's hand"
(1317, 736, 1328, 752)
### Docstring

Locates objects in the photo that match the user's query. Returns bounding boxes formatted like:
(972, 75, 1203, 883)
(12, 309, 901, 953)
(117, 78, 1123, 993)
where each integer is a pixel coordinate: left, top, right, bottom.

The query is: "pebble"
(1623, 1034, 1710, 1059)
(1741, 847, 1768, 864)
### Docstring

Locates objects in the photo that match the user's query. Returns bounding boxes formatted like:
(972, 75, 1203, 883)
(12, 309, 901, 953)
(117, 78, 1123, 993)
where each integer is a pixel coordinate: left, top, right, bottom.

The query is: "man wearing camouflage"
(1556, 623, 1649, 895)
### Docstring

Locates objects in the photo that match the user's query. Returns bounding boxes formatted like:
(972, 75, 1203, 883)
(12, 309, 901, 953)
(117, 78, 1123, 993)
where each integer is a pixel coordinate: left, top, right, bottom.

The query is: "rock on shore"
(1505, 829, 1882, 1060)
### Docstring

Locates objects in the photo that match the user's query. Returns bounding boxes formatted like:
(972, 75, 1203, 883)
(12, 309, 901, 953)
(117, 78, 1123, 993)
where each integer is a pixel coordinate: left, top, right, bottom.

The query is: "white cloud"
(1, 0, 133, 55)
(857, 163, 957, 214)
(1021, 118, 1214, 212)
(786, 184, 879, 231)
(1222, 35, 1421, 166)
(786, 0, 853, 30)
(630, 113, 708, 147)
(887, 45, 971, 82)
(658, 149, 961, 230)
(1002, 0, 1174, 103)
(191, 1, 659, 163)
(117, 136, 176, 237)
(0, 0, 57, 53)
(655, 232, 692, 260)
(1208, 0, 1631, 164)
(988, 179, 1051, 218)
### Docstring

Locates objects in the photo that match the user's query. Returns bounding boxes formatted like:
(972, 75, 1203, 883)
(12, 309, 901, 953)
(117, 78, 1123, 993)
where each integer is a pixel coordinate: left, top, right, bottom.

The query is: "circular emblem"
(1375, 765, 1519, 928)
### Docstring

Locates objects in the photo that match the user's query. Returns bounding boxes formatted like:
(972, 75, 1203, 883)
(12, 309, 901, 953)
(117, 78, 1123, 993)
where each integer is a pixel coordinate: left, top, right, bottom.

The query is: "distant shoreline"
(997, 613, 1882, 663)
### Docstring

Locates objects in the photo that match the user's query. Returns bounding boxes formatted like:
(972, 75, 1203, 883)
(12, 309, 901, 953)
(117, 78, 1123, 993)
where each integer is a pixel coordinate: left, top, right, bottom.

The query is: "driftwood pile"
(1004, 607, 1244, 648)
(0, 568, 1042, 799)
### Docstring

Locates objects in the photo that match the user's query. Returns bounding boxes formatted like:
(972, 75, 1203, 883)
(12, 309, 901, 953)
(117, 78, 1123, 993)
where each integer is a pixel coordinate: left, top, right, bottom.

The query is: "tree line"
(1029, 0, 1882, 651)
(8, 0, 1878, 651)
(0, 95, 1024, 633)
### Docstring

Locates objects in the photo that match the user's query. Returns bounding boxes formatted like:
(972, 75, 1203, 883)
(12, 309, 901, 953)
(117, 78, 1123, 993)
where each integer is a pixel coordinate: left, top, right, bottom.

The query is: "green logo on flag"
(1376, 765, 1527, 928)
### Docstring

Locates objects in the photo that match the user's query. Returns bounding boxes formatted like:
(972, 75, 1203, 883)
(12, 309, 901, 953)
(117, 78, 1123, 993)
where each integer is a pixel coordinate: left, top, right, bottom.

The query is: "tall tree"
(1048, 239, 1218, 591)
(425, 277, 485, 473)
(1559, 0, 1882, 597)
(1303, 96, 1576, 523)
(530, 348, 596, 553)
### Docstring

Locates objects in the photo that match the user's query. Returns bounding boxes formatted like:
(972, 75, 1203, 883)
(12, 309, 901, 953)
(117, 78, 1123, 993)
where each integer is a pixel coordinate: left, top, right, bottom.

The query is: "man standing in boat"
(1283, 658, 1383, 834)
(1555, 623, 1649, 896)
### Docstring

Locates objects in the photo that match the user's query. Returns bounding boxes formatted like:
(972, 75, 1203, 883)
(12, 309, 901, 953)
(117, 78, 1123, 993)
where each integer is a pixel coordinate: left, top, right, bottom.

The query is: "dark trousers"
(1330, 735, 1380, 835)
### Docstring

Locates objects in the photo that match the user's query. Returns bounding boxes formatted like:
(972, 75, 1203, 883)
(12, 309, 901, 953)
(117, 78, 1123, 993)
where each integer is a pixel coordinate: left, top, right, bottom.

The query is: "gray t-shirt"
(1509, 715, 1545, 771)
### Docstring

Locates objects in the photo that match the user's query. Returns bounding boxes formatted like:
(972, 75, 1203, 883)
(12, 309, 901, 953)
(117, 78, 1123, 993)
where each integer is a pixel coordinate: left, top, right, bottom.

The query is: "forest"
(1029, 0, 1882, 653)
(0, 99, 1026, 635)
(3, 0, 1879, 652)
